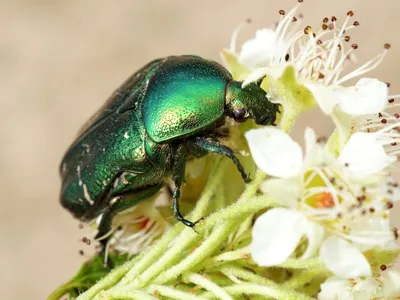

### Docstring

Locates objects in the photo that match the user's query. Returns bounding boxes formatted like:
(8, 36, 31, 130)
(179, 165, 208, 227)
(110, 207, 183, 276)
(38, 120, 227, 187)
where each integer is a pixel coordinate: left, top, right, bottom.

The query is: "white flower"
(226, 3, 390, 136)
(97, 197, 170, 256)
(245, 127, 398, 278)
(318, 271, 400, 300)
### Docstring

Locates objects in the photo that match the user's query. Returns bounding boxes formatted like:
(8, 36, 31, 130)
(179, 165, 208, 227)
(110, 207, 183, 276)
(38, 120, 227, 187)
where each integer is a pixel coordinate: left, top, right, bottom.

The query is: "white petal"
(337, 78, 388, 115)
(380, 271, 400, 298)
(303, 82, 339, 114)
(260, 178, 301, 208)
(242, 68, 268, 87)
(303, 127, 330, 167)
(300, 222, 325, 260)
(304, 127, 317, 155)
(318, 276, 353, 300)
(353, 279, 380, 299)
(251, 208, 308, 266)
(331, 106, 352, 148)
(338, 132, 396, 177)
(348, 218, 394, 249)
(320, 236, 371, 278)
(239, 28, 286, 69)
(245, 127, 303, 178)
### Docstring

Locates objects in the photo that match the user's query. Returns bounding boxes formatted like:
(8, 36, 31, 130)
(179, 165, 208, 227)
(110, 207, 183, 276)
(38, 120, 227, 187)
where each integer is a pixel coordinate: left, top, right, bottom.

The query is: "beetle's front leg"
(172, 145, 203, 228)
(191, 137, 251, 183)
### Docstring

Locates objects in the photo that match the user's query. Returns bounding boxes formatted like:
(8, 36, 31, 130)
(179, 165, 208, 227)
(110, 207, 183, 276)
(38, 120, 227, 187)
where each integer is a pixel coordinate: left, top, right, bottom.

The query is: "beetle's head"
(225, 81, 280, 125)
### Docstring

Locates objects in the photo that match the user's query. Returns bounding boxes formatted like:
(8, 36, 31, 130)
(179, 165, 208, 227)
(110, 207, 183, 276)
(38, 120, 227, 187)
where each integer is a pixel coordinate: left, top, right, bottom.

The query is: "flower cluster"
(229, 1, 400, 298)
(51, 2, 400, 300)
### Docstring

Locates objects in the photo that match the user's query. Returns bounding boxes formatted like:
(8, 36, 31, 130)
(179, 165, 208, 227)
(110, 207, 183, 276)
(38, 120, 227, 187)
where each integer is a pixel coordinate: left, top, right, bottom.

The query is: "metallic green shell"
(142, 56, 232, 143)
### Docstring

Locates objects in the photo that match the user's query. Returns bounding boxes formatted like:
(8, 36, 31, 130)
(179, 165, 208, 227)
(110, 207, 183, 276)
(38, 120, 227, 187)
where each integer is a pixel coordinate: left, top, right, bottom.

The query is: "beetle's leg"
(192, 137, 251, 183)
(172, 145, 203, 228)
(95, 185, 162, 255)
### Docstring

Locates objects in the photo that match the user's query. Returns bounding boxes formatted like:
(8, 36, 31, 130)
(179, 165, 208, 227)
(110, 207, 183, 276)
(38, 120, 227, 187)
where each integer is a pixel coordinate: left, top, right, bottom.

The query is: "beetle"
(60, 55, 279, 247)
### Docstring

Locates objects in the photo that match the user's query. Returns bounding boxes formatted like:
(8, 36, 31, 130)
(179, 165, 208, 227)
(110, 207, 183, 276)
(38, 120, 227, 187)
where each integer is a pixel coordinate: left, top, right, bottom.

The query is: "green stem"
(283, 269, 330, 289)
(147, 285, 205, 300)
(219, 265, 314, 300)
(186, 273, 233, 300)
(277, 258, 325, 269)
(154, 221, 239, 285)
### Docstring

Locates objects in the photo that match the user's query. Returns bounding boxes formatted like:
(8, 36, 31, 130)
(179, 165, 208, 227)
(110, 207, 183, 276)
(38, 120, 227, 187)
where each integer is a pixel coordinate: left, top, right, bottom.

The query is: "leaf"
(48, 252, 130, 300)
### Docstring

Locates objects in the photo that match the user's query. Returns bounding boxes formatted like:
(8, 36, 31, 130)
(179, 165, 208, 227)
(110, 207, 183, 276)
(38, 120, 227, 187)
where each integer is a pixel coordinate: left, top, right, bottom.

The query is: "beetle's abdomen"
(60, 111, 147, 220)
(143, 56, 232, 143)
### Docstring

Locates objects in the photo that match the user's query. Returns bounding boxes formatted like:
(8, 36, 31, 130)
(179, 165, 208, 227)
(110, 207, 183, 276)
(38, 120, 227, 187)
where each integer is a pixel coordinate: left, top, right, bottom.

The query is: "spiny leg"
(95, 184, 162, 261)
(172, 145, 203, 228)
(193, 137, 251, 183)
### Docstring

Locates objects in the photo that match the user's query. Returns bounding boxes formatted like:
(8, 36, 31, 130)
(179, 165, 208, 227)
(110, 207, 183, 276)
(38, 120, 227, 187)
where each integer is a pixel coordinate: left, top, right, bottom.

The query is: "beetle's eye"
(232, 108, 247, 122)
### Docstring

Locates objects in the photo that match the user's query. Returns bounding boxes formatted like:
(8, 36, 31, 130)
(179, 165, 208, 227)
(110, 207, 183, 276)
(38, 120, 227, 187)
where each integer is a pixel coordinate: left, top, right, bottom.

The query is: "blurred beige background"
(1, 0, 400, 299)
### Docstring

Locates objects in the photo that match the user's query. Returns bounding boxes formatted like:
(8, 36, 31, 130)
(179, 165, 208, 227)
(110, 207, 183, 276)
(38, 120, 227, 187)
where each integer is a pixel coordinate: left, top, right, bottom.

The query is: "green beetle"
(60, 55, 279, 247)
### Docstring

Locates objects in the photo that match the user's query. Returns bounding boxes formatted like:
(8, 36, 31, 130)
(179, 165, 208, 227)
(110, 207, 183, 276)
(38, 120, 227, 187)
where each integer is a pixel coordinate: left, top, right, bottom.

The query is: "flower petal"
(242, 68, 269, 87)
(338, 132, 396, 178)
(337, 78, 388, 115)
(380, 270, 400, 298)
(239, 28, 286, 69)
(260, 178, 301, 208)
(300, 222, 325, 260)
(303, 82, 339, 115)
(318, 277, 354, 300)
(251, 208, 308, 266)
(245, 127, 303, 178)
(320, 236, 371, 278)
(348, 218, 394, 249)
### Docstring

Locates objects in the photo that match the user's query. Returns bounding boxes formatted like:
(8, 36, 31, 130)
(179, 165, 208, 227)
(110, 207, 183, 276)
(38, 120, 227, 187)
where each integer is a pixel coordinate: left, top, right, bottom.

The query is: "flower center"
(314, 192, 335, 208)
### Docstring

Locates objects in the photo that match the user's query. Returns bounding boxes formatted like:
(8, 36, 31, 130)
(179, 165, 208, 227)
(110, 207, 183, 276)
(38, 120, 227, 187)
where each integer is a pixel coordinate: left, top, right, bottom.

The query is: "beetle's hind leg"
(192, 137, 251, 183)
(95, 185, 162, 263)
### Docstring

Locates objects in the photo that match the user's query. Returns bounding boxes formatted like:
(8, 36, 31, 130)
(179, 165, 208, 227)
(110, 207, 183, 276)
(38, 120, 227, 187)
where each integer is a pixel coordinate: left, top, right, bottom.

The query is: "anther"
(328, 23, 334, 30)
(323, 17, 329, 23)
(297, 0, 304, 3)
(304, 25, 312, 34)
(386, 201, 394, 209)
(379, 112, 383, 118)
(347, 10, 354, 17)
(381, 119, 388, 124)
(391, 142, 397, 146)
(337, 44, 342, 50)
(246, 18, 252, 24)
(318, 73, 325, 79)
(386, 82, 391, 87)
(317, 39, 323, 45)
(292, 16, 298, 22)
(322, 24, 328, 30)
(279, 10, 285, 16)
(353, 21, 360, 26)
(394, 113, 400, 119)
(389, 98, 395, 103)
(285, 53, 290, 61)
(394, 228, 399, 239)
(79, 250, 84, 255)
(384, 43, 391, 49)
(345, 36, 350, 42)
(351, 43, 358, 49)
(331, 16, 337, 22)
(369, 207, 375, 213)
(380, 264, 387, 271)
